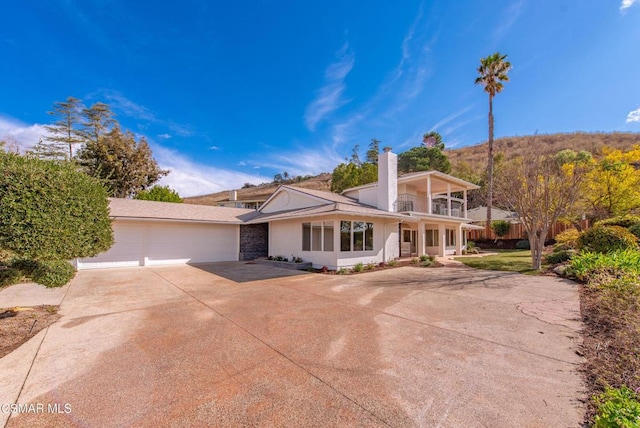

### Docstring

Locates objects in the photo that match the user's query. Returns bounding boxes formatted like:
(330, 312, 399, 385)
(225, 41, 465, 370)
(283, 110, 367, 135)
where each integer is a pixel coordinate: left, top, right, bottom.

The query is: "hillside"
(446, 131, 640, 170)
(185, 132, 640, 206)
(184, 173, 332, 205)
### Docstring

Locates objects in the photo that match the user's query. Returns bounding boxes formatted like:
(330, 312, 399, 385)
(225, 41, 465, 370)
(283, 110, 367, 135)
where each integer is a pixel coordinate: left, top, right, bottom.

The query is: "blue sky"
(1, 1, 639, 197)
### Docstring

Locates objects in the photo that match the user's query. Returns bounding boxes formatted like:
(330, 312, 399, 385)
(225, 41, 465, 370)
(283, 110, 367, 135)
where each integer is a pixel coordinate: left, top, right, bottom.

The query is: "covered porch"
(399, 219, 483, 258)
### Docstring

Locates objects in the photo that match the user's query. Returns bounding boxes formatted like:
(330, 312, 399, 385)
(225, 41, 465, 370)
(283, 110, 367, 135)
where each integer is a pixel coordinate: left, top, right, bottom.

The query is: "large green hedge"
(0, 153, 113, 261)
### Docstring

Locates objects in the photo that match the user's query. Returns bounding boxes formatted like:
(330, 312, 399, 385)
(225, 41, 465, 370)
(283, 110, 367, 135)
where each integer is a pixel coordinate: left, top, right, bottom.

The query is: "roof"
(107, 198, 254, 224)
(466, 206, 519, 223)
(258, 185, 367, 213)
(247, 202, 406, 223)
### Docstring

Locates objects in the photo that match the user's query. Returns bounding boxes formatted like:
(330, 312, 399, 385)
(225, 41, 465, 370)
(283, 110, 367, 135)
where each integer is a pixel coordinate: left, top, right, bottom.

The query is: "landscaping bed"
(0, 305, 60, 359)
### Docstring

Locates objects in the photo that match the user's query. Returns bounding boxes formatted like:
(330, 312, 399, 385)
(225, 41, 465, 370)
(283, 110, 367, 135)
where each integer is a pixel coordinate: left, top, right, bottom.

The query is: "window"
(425, 229, 439, 247)
(323, 221, 334, 252)
(302, 223, 311, 251)
(446, 229, 456, 246)
(340, 220, 374, 251)
(353, 221, 365, 251)
(303, 221, 335, 252)
(312, 223, 322, 251)
(340, 221, 351, 251)
(365, 223, 374, 251)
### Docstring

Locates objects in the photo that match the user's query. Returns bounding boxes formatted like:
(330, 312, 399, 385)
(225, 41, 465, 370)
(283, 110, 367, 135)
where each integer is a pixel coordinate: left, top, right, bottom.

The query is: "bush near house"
(554, 228, 581, 250)
(515, 239, 530, 250)
(0, 152, 113, 287)
(596, 215, 640, 229)
(577, 226, 639, 254)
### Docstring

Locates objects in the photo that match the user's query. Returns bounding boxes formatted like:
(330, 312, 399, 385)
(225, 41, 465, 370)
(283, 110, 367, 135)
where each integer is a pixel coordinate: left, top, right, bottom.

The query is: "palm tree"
(475, 52, 511, 238)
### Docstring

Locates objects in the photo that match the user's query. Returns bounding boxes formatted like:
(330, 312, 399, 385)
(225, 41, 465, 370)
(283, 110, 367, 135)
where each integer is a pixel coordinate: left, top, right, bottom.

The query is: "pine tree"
(43, 96, 84, 160)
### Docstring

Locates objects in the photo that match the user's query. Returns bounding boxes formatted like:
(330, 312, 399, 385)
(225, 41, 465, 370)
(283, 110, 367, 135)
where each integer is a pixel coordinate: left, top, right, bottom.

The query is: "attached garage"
(76, 199, 255, 270)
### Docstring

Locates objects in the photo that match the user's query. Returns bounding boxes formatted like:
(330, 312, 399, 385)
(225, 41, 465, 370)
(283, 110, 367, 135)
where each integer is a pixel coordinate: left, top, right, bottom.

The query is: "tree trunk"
(528, 228, 548, 271)
(485, 95, 494, 238)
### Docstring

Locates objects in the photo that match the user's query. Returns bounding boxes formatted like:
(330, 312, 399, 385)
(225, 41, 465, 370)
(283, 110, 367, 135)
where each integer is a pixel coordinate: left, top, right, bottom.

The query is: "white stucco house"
(77, 148, 480, 270)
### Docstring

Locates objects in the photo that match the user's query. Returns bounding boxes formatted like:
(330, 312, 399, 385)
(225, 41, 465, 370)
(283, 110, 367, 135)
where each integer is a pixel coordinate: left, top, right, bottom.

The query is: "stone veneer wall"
(239, 223, 268, 261)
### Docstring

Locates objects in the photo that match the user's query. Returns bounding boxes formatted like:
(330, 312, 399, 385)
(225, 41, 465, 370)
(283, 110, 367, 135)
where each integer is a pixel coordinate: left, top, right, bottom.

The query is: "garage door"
(77, 221, 239, 270)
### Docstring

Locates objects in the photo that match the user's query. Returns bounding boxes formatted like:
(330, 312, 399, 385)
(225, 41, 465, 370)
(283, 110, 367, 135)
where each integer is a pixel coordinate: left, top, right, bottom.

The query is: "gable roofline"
(259, 185, 362, 212)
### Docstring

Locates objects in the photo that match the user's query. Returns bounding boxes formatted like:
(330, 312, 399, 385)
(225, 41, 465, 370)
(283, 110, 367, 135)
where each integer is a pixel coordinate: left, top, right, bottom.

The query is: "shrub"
(411, 258, 419, 266)
(515, 240, 530, 250)
(544, 249, 575, 265)
(593, 386, 640, 428)
(365, 262, 376, 271)
(387, 260, 398, 267)
(421, 259, 434, 267)
(596, 215, 640, 229)
(569, 250, 640, 282)
(0, 267, 23, 288)
(30, 260, 75, 288)
(337, 267, 347, 275)
(491, 220, 511, 238)
(629, 223, 640, 241)
(555, 228, 581, 249)
(0, 152, 113, 261)
(353, 263, 364, 273)
(466, 241, 476, 250)
(578, 226, 639, 254)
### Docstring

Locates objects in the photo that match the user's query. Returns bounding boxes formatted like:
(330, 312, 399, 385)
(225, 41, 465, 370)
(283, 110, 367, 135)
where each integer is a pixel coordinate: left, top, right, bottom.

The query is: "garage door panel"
(147, 224, 238, 265)
(78, 222, 239, 270)
(78, 223, 143, 269)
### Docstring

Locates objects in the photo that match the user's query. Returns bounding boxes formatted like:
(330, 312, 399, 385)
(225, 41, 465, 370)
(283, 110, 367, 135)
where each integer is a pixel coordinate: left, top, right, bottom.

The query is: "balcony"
(394, 193, 465, 218)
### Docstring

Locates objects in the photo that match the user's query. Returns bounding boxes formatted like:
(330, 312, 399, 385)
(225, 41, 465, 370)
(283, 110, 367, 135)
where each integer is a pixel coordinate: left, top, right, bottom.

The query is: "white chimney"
(229, 190, 237, 201)
(377, 147, 397, 212)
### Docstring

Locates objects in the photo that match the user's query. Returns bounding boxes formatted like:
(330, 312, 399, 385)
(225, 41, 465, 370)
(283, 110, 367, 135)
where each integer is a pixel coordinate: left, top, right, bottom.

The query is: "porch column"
(438, 223, 446, 257)
(463, 190, 468, 219)
(446, 183, 452, 217)
(417, 221, 425, 256)
(426, 175, 432, 215)
(456, 224, 463, 256)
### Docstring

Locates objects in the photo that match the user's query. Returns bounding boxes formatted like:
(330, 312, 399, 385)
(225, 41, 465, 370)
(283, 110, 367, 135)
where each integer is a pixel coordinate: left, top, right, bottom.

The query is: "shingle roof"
(107, 198, 254, 224)
(278, 185, 365, 206)
(247, 202, 405, 223)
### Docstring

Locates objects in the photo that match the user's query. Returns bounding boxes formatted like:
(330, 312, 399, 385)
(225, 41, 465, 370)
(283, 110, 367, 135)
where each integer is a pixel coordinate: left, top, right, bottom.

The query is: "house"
(77, 148, 481, 270)
(214, 190, 264, 209)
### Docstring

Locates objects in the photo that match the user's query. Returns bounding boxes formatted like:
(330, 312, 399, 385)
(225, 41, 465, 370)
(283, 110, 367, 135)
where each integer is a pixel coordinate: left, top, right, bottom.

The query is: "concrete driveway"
(1, 262, 584, 427)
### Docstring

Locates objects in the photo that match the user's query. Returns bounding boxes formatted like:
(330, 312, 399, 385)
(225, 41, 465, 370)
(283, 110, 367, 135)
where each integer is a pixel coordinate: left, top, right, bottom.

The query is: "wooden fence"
(466, 219, 589, 242)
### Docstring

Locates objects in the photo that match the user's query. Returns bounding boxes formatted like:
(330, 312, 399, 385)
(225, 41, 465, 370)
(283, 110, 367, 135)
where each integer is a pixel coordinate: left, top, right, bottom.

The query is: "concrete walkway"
(1, 263, 584, 427)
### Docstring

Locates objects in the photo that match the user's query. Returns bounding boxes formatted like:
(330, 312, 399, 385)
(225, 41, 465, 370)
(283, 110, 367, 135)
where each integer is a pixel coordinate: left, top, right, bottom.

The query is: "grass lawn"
(454, 250, 548, 274)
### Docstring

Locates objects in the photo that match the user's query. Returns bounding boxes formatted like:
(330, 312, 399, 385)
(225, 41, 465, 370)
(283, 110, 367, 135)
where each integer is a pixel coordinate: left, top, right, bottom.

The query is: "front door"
(401, 229, 417, 257)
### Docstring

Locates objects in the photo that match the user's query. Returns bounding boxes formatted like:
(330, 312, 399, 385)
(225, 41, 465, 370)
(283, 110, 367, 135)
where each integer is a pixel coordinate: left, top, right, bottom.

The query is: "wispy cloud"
(304, 43, 355, 131)
(209, 145, 220, 150)
(621, 0, 639, 11)
(158, 133, 171, 139)
(150, 143, 270, 197)
(627, 106, 640, 123)
(259, 145, 344, 177)
(429, 106, 474, 134)
(493, 1, 525, 42)
(0, 116, 48, 153)
(90, 90, 195, 137)
(323, 5, 436, 152)
(101, 90, 157, 122)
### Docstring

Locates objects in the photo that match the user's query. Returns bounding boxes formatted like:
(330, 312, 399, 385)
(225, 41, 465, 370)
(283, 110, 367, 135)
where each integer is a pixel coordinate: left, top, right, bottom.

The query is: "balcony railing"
(394, 193, 465, 218)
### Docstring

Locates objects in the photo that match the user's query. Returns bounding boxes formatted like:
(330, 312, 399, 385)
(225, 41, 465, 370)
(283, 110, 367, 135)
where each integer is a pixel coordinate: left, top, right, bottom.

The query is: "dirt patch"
(0, 305, 60, 359)
(579, 282, 640, 423)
